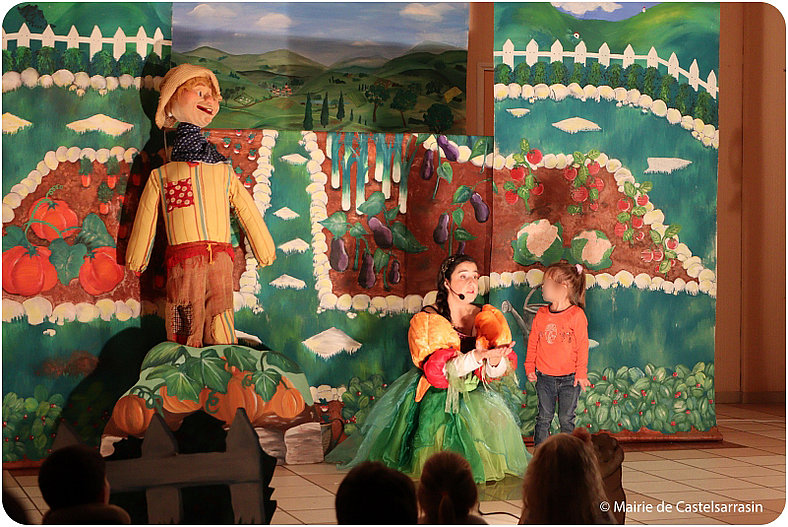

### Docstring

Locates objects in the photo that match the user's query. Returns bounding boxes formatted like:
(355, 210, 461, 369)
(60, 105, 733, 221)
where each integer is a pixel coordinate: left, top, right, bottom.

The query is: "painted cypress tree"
(349, 108, 354, 121)
(303, 92, 313, 130)
(336, 91, 345, 120)
(320, 91, 330, 127)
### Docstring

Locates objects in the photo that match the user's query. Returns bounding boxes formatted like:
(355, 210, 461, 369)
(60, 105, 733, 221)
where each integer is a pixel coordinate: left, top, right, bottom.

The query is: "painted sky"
(172, 2, 468, 64)
(551, 2, 662, 20)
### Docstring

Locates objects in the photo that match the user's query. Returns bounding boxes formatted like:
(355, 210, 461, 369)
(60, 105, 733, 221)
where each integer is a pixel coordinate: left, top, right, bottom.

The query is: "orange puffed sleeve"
(408, 312, 461, 368)
(474, 304, 512, 350)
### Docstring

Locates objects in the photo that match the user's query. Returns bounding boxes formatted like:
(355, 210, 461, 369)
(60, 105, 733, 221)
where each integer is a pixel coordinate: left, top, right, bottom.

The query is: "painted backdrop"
(2, 1, 719, 466)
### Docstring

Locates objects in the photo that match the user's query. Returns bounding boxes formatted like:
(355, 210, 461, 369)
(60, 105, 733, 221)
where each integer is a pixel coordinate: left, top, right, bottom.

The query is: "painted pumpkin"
(268, 377, 305, 419)
(111, 394, 154, 436)
(2, 245, 57, 296)
(159, 385, 203, 414)
(204, 376, 260, 426)
(79, 246, 124, 295)
(28, 197, 79, 241)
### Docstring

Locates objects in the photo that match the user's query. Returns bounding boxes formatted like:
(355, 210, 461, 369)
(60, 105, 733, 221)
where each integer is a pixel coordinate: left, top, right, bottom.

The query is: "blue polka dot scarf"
(170, 122, 228, 164)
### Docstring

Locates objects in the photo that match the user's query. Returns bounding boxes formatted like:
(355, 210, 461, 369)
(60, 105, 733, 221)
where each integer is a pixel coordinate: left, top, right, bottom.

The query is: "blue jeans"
(533, 370, 581, 447)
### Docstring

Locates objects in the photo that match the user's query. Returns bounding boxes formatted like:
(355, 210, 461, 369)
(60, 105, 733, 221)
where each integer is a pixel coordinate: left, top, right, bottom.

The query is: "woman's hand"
(471, 346, 488, 363)
(486, 341, 515, 366)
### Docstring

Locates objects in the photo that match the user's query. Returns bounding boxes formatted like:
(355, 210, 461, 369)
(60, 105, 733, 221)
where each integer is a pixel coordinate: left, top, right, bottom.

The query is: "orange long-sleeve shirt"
(524, 305, 589, 379)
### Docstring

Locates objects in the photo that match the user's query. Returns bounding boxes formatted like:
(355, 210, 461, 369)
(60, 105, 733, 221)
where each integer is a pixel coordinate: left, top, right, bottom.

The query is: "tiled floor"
(3, 403, 785, 525)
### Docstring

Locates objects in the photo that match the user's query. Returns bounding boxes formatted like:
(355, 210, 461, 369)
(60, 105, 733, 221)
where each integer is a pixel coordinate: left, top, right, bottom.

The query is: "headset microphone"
(447, 284, 465, 300)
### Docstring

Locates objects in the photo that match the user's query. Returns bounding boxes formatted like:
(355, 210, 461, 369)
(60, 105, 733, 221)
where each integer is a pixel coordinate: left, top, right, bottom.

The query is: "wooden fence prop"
(51, 408, 277, 524)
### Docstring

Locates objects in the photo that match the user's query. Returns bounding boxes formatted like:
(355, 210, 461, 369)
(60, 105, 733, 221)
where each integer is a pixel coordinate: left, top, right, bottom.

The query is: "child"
(524, 261, 591, 447)
(334, 461, 418, 524)
(417, 451, 486, 524)
(518, 428, 615, 524)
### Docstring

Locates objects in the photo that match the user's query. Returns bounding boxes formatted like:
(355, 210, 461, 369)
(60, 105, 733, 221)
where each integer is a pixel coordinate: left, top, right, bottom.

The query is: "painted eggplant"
(358, 251, 376, 288)
(470, 192, 489, 223)
(436, 135, 459, 162)
(433, 212, 450, 244)
(368, 216, 393, 249)
(329, 237, 349, 272)
(387, 260, 401, 285)
(420, 149, 434, 180)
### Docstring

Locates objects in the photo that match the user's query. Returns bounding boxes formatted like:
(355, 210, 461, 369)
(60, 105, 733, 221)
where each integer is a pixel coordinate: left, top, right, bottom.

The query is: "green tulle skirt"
(324, 368, 531, 483)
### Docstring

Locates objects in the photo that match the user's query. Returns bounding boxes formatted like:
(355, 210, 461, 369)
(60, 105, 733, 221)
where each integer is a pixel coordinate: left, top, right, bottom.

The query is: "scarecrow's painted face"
(170, 81, 219, 128)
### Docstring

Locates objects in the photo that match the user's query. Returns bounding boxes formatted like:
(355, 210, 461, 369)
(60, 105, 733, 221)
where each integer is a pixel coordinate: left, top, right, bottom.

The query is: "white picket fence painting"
(495, 38, 717, 99)
(2, 23, 172, 60)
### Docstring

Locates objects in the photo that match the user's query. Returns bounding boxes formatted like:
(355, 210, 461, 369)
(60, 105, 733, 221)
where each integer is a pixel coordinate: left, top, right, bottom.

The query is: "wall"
(467, 2, 786, 403)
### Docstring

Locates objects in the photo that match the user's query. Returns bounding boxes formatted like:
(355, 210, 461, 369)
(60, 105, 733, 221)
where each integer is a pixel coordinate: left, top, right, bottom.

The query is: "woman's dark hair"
(335, 461, 418, 524)
(417, 451, 478, 524)
(433, 254, 477, 318)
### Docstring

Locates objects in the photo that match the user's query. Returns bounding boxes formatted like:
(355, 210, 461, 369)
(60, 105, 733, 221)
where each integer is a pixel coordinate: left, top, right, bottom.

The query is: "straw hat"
(155, 64, 222, 129)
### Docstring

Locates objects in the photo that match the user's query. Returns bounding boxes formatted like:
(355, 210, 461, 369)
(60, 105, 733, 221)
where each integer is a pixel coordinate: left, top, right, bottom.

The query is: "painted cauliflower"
(570, 230, 614, 270)
(512, 219, 564, 266)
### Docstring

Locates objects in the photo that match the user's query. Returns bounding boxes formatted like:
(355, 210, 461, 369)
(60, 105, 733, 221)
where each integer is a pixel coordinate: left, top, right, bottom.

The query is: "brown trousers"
(165, 249, 236, 347)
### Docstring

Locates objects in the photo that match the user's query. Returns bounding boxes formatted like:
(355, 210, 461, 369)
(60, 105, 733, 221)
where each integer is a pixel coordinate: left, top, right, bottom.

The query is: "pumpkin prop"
(109, 394, 155, 437)
(125, 64, 276, 348)
(474, 304, 513, 350)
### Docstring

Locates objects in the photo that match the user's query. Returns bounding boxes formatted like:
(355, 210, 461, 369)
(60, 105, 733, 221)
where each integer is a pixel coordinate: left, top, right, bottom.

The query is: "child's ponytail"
(544, 261, 586, 309)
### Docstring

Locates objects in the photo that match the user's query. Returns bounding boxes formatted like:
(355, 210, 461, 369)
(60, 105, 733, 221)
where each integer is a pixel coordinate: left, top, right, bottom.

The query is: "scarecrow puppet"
(126, 64, 275, 347)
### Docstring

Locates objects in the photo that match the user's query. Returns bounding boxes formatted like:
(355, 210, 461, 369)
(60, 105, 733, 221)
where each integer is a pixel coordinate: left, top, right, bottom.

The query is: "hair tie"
(575, 263, 583, 274)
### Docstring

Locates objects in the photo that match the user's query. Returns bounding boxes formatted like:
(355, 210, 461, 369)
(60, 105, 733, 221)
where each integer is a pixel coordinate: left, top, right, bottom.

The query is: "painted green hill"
(181, 46, 326, 78)
(3, 2, 172, 39)
(494, 2, 719, 77)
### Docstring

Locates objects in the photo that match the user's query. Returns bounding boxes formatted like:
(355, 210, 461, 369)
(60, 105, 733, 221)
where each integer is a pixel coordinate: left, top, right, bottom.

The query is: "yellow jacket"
(126, 161, 275, 273)
(408, 304, 513, 402)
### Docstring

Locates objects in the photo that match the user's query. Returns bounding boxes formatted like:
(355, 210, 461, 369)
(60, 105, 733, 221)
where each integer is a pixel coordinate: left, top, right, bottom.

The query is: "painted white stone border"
(490, 149, 717, 298)
(302, 131, 492, 316)
(2, 132, 278, 324)
(2, 68, 164, 95)
(494, 82, 719, 150)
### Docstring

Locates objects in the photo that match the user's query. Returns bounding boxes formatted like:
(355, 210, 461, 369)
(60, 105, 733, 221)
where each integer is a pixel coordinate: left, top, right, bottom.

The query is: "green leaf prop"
(252, 369, 282, 401)
(320, 211, 348, 237)
(141, 343, 188, 370)
(224, 345, 257, 372)
(48, 239, 87, 285)
(358, 191, 385, 217)
(264, 351, 302, 374)
(183, 349, 232, 393)
(391, 221, 427, 253)
(162, 369, 202, 403)
(75, 213, 115, 250)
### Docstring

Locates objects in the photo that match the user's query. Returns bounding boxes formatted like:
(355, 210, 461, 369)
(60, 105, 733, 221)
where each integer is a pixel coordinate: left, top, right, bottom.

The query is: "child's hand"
(526, 372, 537, 382)
(574, 377, 592, 391)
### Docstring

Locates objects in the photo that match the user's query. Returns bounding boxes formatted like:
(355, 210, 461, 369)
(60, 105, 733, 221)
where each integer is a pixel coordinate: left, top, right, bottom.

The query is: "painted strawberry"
(631, 216, 644, 229)
(614, 222, 627, 237)
(637, 194, 650, 206)
(666, 237, 679, 249)
(588, 161, 600, 175)
(617, 198, 631, 212)
(510, 166, 526, 181)
(641, 249, 653, 262)
(531, 183, 544, 196)
(634, 231, 645, 241)
(505, 190, 518, 204)
(590, 177, 605, 191)
(570, 186, 589, 202)
(652, 248, 664, 262)
(526, 149, 542, 165)
(589, 202, 599, 211)
(563, 166, 578, 181)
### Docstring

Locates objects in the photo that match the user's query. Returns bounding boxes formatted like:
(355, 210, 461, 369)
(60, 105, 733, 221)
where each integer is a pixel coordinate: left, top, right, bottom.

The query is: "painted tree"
(531, 61, 547, 85)
(657, 75, 677, 104)
(336, 91, 345, 120)
(349, 108, 354, 121)
(33, 46, 58, 75)
(89, 49, 117, 77)
(494, 63, 512, 84)
(514, 62, 530, 85)
(118, 50, 143, 77)
(61, 48, 87, 73)
(423, 103, 453, 134)
(605, 63, 622, 88)
(2, 49, 12, 73)
(624, 63, 643, 91)
(549, 60, 567, 85)
(642, 66, 661, 98)
(692, 90, 714, 124)
(13, 46, 32, 71)
(320, 91, 329, 127)
(568, 62, 585, 85)
(586, 62, 603, 86)
(674, 84, 694, 116)
(364, 84, 390, 122)
(390, 87, 417, 127)
(303, 92, 314, 130)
